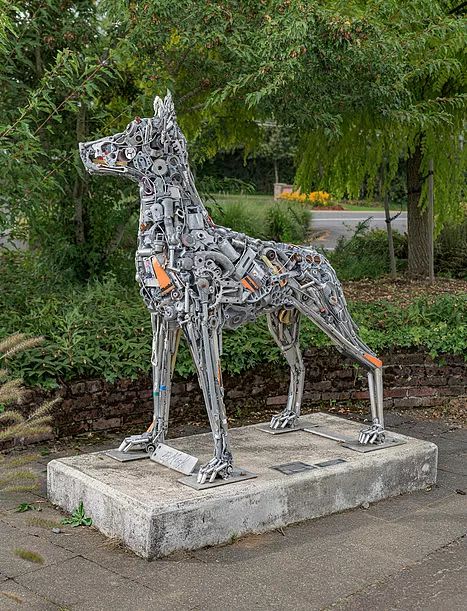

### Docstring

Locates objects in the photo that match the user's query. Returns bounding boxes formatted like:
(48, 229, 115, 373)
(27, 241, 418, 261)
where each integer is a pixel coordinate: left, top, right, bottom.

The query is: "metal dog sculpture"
(80, 93, 386, 484)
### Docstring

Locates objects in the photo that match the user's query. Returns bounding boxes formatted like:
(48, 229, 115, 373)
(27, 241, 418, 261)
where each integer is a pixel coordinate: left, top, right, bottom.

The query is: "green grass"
(208, 193, 276, 228)
(210, 193, 406, 213)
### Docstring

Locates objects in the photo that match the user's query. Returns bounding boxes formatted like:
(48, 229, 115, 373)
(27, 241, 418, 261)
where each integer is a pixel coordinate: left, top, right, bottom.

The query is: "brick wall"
(15, 348, 467, 443)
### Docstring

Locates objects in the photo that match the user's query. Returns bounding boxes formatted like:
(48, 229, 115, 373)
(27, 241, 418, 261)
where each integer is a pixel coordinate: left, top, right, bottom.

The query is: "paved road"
(0, 411, 465, 610)
(310, 210, 407, 250)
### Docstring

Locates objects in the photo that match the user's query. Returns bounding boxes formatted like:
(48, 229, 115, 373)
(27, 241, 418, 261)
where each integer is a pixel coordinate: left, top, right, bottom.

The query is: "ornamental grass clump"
(0, 333, 60, 492)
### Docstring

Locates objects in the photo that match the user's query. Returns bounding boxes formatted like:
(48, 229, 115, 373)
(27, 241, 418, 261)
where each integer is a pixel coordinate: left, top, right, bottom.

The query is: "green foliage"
(15, 502, 40, 513)
(327, 217, 467, 281)
(435, 216, 467, 279)
(61, 501, 92, 527)
(198, 176, 256, 195)
(213, 202, 262, 238)
(328, 224, 408, 281)
(266, 202, 310, 243)
(0, 252, 465, 388)
(208, 194, 311, 243)
(294, 2, 466, 236)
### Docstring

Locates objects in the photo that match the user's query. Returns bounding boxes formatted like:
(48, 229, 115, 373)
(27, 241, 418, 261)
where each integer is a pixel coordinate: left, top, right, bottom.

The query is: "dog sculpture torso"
(80, 93, 386, 484)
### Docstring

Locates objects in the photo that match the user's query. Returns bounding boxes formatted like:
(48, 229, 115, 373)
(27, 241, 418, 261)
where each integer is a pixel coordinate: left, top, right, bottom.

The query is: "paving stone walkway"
(0, 411, 465, 610)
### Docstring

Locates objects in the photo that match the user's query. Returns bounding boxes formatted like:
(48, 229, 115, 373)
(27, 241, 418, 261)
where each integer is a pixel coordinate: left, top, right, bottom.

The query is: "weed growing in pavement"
(14, 548, 44, 564)
(61, 501, 93, 527)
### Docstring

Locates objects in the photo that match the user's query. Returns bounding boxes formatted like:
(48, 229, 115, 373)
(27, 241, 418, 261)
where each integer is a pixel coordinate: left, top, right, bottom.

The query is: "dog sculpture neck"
(136, 97, 211, 255)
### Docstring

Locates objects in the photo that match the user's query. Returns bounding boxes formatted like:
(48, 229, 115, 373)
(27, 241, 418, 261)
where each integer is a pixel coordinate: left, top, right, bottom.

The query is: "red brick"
(425, 376, 447, 386)
(413, 387, 437, 397)
(302, 391, 322, 402)
(266, 395, 288, 406)
(438, 386, 465, 396)
(93, 417, 121, 430)
(385, 388, 409, 398)
(353, 391, 369, 400)
(312, 380, 332, 391)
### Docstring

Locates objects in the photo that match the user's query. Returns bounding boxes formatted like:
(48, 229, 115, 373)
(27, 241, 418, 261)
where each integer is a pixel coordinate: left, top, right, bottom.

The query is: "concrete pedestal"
(47, 414, 437, 559)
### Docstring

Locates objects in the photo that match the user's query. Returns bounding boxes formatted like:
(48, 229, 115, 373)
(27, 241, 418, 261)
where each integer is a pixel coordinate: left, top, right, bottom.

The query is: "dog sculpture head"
(79, 92, 186, 183)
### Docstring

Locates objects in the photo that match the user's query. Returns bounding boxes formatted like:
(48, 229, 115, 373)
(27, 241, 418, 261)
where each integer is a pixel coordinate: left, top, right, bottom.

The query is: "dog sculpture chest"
(80, 93, 386, 484)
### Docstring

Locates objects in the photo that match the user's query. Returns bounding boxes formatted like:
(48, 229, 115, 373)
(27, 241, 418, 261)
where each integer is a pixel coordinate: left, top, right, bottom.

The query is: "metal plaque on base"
(178, 468, 257, 490)
(342, 438, 406, 453)
(271, 461, 316, 475)
(150, 443, 198, 475)
(105, 449, 149, 462)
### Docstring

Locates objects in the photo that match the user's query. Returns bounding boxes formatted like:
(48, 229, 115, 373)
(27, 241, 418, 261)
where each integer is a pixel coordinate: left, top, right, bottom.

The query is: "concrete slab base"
(47, 414, 437, 559)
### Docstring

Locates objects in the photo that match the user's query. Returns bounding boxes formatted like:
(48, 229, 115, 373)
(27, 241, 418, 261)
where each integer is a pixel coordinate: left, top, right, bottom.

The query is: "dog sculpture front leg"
(183, 314, 233, 484)
(119, 314, 180, 454)
(267, 308, 305, 430)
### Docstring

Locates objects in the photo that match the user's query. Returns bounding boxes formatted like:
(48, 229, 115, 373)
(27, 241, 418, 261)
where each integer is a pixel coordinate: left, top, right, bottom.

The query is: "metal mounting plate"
(178, 468, 257, 491)
(271, 461, 316, 475)
(104, 449, 149, 462)
(315, 458, 348, 467)
(342, 438, 407, 453)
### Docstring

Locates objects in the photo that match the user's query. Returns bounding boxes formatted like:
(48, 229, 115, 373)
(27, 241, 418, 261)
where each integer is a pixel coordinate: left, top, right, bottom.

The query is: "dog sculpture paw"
(197, 456, 233, 484)
(118, 431, 160, 454)
(270, 409, 298, 430)
(358, 419, 386, 445)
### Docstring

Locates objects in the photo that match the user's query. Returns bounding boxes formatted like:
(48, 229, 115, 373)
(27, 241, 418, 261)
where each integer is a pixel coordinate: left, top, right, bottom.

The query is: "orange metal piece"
(146, 420, 155, 432)
(152, 257, 172, 289)
(364, 353, 383, 368)
(241, 276, 258, 292)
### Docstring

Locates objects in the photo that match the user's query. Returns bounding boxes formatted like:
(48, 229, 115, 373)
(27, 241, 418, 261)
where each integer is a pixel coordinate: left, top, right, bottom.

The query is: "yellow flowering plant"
(279, 190, 332, 206)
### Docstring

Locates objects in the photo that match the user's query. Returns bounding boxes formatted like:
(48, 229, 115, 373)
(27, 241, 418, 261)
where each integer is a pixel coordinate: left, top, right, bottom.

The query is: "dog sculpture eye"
(102, 143, 114, 155)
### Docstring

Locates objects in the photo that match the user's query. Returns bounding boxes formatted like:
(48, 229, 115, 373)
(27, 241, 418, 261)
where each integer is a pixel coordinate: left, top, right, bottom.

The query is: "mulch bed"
(343, 277, 467, 306)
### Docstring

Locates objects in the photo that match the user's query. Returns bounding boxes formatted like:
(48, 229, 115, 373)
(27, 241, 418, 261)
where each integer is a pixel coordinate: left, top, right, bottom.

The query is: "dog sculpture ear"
(163, 90, 175, 118)
(153, 95, 163, 117)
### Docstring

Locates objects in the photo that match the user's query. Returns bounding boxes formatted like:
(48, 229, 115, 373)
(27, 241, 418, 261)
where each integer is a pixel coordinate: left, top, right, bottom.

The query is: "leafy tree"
(292, 2, 466, 277)
(129, 0, 464, 277)
(0, 1, 140, 279)
(255, 123, 298, 185)
(1, 0, 464, 281)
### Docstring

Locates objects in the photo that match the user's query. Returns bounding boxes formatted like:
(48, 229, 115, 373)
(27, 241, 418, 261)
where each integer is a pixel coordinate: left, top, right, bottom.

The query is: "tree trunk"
(73, 104, 87, 245)
(427, 158, 435, 282)
(407, 142, 430, 277)
(273, 159, 279, 184)
(383, 190, 397, 280)
(380, 160, 397, 280)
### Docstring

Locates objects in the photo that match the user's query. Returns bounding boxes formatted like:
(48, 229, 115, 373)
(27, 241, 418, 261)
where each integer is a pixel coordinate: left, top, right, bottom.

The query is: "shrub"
(212, 201, 265, 239)
(198, 176, 256, 195)
(328, 224, 408, 280)
(266, 202, 311, 243)
(280, 190, 331, 206)
(209, 198, 311, 243)
(435, 217, 467, 279)
(0, 266, 465, 389)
